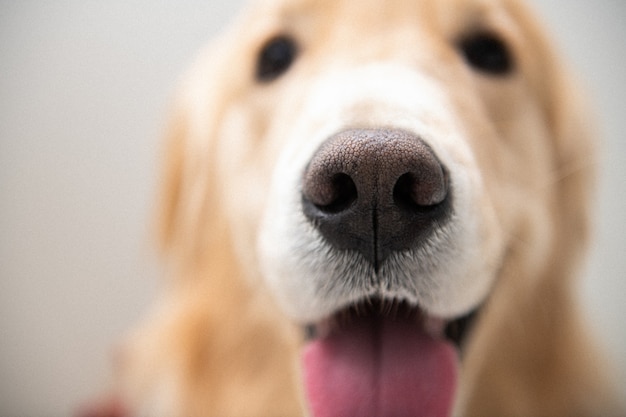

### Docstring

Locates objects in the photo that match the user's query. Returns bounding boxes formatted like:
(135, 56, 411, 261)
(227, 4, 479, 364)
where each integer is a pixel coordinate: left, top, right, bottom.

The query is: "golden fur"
(102, 0, 623, 416)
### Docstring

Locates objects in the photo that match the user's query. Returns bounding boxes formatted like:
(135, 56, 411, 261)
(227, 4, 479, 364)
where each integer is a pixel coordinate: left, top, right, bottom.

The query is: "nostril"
(394, 173, 421, 210)
(309, 173, 358, 214)
(393, 168, 447, 210)
(322, 173, 358, 213)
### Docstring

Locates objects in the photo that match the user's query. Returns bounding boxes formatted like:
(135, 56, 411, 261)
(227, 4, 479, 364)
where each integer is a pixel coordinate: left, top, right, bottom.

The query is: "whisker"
(538, 157, 597, 191)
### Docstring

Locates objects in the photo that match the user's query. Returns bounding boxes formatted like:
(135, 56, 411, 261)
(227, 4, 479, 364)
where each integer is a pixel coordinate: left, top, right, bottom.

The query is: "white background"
(1, 1, 624, 415)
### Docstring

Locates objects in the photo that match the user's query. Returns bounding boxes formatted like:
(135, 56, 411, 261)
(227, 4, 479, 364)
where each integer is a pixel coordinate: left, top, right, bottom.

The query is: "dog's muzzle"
(301, 128, 452, 271)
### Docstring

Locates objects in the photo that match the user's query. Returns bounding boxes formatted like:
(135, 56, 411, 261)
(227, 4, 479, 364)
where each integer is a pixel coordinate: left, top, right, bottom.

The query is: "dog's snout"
(302, 128, 451, 270)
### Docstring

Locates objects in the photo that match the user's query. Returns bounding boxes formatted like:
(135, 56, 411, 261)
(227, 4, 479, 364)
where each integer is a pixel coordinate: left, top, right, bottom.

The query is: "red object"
(75, 395, 128, 417)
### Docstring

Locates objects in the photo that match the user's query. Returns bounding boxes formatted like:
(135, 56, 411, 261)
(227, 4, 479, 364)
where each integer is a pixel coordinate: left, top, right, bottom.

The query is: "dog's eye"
(256, 35, 298, 82)
(459, 32, 514, 75)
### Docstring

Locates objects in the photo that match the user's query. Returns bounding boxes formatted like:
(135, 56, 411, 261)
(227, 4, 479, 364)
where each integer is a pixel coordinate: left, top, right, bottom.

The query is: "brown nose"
(301, 128, 451, 270)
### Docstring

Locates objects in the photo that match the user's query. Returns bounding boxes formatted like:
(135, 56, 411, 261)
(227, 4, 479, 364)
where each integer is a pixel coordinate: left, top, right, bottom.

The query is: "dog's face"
(160, 0, 596, 415)
(217, 0, 555, 318)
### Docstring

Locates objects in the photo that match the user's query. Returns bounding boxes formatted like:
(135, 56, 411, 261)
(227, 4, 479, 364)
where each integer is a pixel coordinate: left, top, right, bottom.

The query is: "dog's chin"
(300, 298, 478, 417)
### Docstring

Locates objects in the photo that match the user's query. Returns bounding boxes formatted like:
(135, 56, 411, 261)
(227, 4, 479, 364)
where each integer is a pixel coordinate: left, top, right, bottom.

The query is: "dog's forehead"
(248, 0, 515, 27)
(238, 0, 528, 65)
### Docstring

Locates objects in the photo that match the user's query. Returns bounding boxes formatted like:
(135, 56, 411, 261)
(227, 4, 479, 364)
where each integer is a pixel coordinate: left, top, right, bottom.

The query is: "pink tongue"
(302, 317, 458, 417)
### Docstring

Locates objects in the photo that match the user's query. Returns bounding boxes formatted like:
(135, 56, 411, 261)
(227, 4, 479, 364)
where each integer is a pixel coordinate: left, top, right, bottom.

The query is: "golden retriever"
(83, 0, 624, 416)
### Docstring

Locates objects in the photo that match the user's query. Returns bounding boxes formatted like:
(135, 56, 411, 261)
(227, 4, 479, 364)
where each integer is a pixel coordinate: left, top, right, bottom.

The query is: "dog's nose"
(302, 128, 451, 270)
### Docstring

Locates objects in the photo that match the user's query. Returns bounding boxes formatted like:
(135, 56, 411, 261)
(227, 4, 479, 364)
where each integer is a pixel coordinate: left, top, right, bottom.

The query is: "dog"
(82, 0, 624, 416)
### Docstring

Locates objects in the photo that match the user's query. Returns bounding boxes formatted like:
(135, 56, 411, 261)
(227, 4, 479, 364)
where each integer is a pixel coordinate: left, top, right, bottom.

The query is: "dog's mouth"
(301, 299, 478, 417)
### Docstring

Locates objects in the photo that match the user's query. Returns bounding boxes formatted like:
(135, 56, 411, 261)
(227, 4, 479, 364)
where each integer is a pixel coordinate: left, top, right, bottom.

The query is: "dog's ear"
(531, 38, 597, 284)
(518, 2, 597, 274)
(156, 40, 237, 276)
(509, 0, 596, 279)
(508, 0, 597, 265)
(547, 69, 596, 278)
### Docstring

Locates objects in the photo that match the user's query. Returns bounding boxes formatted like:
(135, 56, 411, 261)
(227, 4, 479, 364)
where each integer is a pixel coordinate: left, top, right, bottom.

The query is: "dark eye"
(459, 32, 514, 75)
(256, 35, 298, 82)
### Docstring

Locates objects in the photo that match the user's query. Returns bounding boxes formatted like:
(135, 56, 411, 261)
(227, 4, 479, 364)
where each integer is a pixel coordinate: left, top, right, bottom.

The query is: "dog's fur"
(105, 0, 623, 416)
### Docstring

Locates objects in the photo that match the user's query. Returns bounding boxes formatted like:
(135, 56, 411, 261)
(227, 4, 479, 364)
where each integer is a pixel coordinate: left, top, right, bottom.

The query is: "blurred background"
(1, 1, 624, 416)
